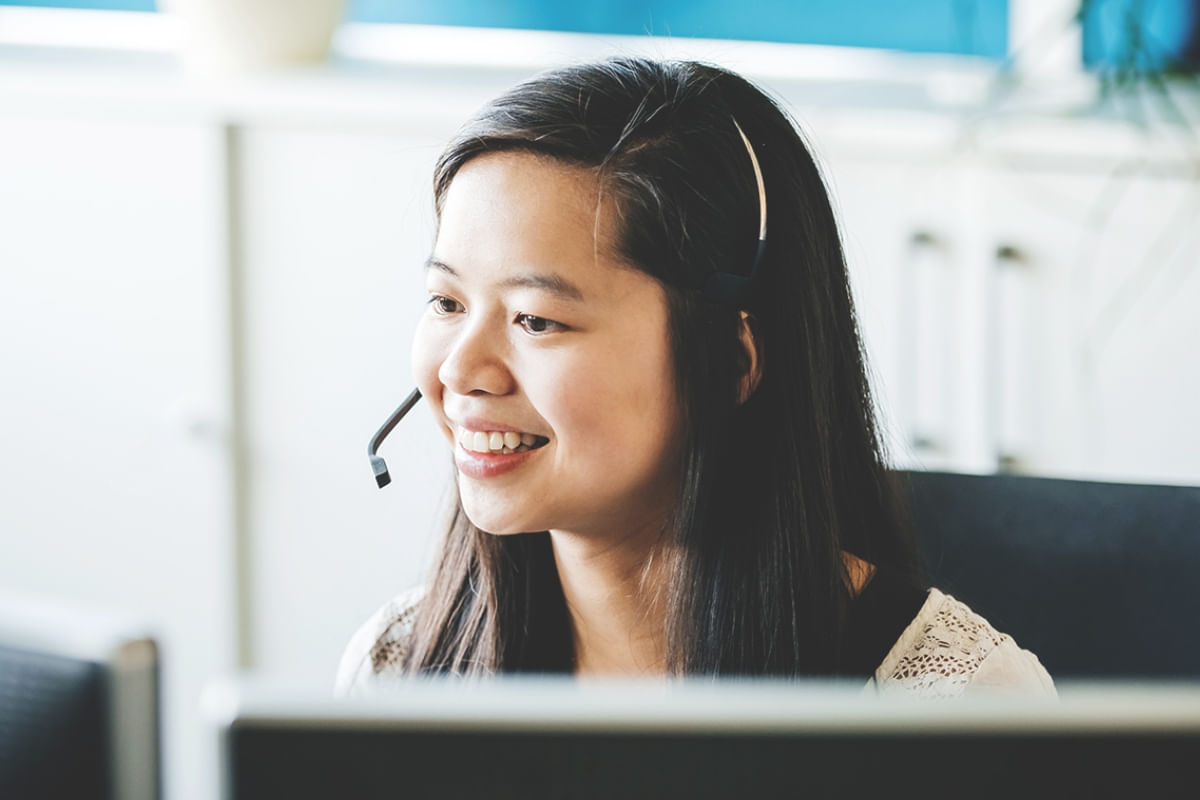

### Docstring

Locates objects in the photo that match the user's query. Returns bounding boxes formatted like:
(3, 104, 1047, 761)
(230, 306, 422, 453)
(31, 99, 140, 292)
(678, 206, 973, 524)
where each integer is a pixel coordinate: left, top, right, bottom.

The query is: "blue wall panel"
(0, 0, 1010, 58)
(349, 0, 1009, 58)
(2, 0, 155, 9)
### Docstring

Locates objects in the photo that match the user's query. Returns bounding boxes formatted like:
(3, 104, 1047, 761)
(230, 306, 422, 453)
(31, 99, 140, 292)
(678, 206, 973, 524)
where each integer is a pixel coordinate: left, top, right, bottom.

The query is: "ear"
(737, 310, 764, 404)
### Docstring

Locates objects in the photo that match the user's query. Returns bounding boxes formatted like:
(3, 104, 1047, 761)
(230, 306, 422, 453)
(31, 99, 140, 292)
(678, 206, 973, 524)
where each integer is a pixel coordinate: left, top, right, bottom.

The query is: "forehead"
(433, 152, 627, 286)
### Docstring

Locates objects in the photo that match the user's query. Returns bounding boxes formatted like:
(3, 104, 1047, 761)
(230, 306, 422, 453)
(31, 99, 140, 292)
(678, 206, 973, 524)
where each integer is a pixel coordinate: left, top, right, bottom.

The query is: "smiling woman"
(337, 57, 1056, 694)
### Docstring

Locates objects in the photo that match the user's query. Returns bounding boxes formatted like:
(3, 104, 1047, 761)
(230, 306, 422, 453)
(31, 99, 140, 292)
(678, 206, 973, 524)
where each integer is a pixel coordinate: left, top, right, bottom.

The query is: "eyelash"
(515, 313, 565, 335)
(427, 295, 463, 315)
(426, 294, 567, 335)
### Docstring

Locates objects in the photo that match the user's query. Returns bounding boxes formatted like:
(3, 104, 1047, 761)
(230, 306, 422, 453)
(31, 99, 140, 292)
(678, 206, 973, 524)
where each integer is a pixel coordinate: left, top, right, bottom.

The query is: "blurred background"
(2, 1, 1198, 798)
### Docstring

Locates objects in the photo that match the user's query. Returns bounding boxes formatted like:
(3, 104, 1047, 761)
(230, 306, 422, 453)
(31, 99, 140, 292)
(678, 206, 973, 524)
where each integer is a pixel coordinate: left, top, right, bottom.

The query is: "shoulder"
(871, 588, 1057, 698)
(334, 586, 424, 697)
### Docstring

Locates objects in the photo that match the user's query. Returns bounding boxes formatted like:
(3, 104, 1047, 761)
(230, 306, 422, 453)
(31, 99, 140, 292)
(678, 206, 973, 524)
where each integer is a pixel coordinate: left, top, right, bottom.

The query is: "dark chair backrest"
(903, 470, 1200, 680)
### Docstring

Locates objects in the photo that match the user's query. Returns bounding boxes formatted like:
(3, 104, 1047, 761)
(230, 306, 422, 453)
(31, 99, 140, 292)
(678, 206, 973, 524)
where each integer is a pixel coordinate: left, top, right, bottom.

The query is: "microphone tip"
(370, 455, 392, 489)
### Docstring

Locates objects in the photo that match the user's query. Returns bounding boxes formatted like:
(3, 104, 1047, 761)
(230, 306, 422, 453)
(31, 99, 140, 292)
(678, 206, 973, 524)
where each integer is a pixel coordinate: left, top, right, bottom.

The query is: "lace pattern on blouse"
(876, 590, 1009, 698)
(362, 588, 421, 676)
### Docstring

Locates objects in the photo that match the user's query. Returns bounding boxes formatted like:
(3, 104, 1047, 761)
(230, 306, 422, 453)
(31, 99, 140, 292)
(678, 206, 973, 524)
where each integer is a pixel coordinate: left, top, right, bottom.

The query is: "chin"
(458, 497, 542, 536)
(470, 520, 533, 536)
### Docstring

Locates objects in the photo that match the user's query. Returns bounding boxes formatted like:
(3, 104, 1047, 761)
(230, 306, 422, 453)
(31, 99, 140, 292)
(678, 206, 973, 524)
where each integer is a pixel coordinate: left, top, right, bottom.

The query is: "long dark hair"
(404, 57, 924, 676)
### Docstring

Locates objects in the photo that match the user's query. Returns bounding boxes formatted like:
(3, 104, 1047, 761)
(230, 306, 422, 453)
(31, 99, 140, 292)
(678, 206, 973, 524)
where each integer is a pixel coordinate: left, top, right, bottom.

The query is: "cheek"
(620, 339, 684, 468)
(546, 341, 680, 463)
(411, 317, 448, 424)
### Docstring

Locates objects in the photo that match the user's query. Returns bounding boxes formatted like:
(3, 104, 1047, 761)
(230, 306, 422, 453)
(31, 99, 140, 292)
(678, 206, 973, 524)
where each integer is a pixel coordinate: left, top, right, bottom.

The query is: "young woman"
(338, 57, 1054, 696)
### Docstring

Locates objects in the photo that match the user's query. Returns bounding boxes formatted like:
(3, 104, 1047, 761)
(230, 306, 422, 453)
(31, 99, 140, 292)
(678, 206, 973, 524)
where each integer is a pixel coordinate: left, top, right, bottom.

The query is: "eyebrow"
(426, 257, 585, 302)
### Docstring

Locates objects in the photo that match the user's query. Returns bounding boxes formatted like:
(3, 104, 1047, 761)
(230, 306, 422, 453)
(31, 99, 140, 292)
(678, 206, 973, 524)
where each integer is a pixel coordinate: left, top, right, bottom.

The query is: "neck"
(545, 532, 875, 677)
(549, 525, 668, 677)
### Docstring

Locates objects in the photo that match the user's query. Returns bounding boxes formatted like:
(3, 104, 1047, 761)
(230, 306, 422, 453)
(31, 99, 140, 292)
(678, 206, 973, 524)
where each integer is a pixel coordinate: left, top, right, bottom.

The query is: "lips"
(448, 420, 550, 480)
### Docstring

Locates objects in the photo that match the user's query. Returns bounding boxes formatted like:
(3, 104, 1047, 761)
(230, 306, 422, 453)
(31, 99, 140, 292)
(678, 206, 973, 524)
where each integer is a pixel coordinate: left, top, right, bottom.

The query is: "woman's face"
(412, 151, 683, 539)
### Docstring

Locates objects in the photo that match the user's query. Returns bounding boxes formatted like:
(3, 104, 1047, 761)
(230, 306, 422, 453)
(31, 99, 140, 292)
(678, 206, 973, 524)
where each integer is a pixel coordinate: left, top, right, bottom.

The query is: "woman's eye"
(516, 313, 565, 335)
(428, 295, 464, 315)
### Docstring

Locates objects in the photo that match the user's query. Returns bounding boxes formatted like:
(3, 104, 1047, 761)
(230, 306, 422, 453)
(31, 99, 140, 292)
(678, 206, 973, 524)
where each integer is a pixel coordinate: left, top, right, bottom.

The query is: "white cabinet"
(0, 113, 234, 800)
(981, 161, 1200, 483)
(820, 125, 1200, 484)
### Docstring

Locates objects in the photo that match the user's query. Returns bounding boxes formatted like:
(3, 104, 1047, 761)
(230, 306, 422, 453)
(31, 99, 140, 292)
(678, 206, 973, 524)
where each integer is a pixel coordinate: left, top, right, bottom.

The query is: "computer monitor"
(0, 595, 160, 800)
(209, 677, 1200, 799)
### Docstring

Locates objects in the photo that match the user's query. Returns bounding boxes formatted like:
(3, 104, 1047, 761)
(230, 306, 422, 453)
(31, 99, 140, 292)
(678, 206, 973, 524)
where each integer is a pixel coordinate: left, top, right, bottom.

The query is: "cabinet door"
(982, 163, 1200, 484)
(822, 147, 995, 473)
(234, 123, 460, 684)
(0, 114, 233, 800)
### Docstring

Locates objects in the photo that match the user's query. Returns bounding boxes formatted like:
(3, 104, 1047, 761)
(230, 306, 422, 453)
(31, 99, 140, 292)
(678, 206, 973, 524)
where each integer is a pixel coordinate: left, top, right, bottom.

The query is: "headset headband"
(702, 116, 768, 306)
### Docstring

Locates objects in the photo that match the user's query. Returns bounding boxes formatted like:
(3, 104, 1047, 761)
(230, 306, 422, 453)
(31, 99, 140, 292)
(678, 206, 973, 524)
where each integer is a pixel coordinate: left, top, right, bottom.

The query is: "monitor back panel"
(0, 643, 110, 800)
(226, 722, 1199, 799)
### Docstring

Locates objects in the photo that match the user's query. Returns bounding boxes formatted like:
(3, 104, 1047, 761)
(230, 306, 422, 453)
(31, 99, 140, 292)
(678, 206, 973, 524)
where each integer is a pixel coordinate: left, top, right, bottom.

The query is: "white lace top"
(335, 587, 1056, 699)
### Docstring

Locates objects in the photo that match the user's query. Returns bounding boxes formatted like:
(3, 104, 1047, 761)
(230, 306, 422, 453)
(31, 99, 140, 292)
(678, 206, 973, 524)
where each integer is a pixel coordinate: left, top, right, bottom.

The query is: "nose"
(437, 315, 515, 397)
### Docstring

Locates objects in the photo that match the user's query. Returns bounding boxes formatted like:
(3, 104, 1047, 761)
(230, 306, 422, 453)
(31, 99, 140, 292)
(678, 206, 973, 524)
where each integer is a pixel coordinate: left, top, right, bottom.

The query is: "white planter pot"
(162, 0, 346, 76)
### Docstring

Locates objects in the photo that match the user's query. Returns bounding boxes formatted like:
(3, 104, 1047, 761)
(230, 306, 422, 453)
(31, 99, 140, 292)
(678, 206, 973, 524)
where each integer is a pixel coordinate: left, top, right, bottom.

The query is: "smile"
(456, 427, 550, 455)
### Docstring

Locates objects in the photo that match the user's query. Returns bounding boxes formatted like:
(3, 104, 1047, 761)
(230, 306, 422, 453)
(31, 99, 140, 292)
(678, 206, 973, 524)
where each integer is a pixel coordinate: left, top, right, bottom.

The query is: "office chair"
(903, 470, 1200, 679)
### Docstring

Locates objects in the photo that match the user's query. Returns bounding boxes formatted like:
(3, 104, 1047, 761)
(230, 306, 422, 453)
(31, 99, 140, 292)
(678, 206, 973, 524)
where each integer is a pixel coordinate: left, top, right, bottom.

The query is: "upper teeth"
(458, 428, 539, 454)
